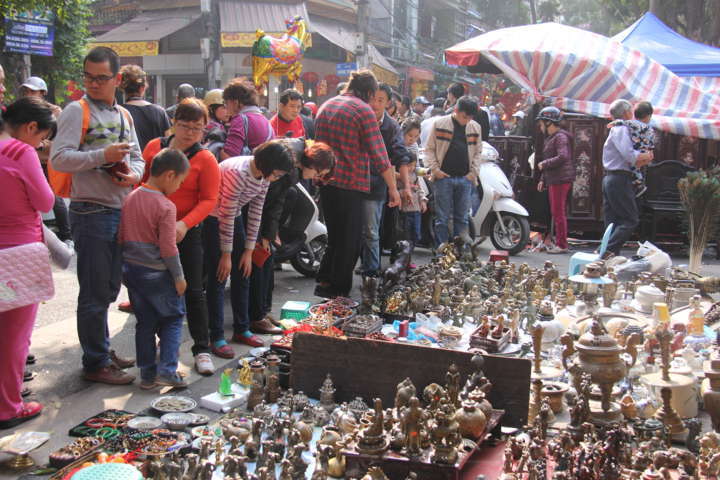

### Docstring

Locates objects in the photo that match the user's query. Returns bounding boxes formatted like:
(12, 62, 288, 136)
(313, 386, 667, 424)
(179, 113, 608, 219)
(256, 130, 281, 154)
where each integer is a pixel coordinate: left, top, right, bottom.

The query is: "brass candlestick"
(641, 321, 697, 419)
(530, 321, 561, 379)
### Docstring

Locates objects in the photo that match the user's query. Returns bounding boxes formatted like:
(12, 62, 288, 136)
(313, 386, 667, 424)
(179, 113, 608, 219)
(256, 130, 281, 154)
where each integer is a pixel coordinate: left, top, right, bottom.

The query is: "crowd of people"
(0, 44, 657, 430)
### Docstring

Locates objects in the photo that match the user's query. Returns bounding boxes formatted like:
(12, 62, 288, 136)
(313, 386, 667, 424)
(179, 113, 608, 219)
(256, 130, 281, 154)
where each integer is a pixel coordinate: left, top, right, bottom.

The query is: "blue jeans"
(69, 202, 122, 372)
(403, 211, 422, 245)
(360, 197, 385, 276)
(433, 176, 473, 246)
(203, 216, 250, 341)
(122, 263, 185, 381)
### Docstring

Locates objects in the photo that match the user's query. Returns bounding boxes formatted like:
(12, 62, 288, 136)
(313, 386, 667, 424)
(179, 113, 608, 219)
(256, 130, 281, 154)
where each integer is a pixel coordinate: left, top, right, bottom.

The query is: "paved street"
(1, 240, 719, 476)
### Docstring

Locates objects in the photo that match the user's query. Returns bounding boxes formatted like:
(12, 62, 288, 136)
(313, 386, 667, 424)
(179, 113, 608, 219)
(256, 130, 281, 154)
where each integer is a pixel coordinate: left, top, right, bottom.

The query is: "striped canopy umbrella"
(445, 22, 720, 139)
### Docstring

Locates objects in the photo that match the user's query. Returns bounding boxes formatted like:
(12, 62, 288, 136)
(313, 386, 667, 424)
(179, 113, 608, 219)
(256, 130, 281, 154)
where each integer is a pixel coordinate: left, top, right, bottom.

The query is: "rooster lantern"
(252, 15, 310, 88)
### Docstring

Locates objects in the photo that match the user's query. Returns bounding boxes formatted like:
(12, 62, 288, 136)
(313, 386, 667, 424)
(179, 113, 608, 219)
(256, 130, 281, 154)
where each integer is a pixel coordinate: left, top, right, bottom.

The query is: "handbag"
(0, 242, 55, 312)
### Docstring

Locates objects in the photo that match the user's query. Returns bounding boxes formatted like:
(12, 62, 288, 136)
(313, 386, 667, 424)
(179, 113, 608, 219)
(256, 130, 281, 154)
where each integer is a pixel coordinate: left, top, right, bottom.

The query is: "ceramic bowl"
(161, 412, 194, 430)
(127, 416, 162, 430)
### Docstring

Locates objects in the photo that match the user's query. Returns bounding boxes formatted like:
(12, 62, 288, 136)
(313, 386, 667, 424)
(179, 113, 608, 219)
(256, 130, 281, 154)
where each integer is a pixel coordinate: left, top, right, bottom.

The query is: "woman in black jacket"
(244, 139, 336, 333)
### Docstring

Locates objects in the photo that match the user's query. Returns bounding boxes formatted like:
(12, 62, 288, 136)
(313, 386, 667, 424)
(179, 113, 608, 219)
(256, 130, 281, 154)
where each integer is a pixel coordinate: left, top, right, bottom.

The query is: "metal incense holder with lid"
(561, 315, 641, 424)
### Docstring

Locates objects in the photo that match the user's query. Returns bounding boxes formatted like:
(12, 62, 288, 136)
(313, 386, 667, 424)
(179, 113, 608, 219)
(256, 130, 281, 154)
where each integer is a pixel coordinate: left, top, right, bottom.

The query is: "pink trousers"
(0, 303, 37, 420)
(548, 182, 572, 250)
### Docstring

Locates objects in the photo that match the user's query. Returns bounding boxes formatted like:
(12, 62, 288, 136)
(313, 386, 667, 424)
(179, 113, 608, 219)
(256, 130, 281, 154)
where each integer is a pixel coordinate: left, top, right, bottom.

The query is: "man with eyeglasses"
(51, 46, 144, 386)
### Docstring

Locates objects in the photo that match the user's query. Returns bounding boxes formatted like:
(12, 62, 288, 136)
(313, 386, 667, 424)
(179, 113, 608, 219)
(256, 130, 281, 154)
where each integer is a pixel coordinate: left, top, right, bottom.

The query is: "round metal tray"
(150, 395, 197, 413)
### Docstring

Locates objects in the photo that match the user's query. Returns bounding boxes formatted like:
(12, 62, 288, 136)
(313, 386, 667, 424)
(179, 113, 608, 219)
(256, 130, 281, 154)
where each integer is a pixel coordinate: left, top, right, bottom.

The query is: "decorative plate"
(127, 416, 162, 430)
(150, 395, 197, 413)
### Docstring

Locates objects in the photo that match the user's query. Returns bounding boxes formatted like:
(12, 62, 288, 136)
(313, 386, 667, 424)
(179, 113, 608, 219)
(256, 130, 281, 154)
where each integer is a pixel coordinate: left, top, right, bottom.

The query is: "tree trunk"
(686, 0, 705, 41)
(710, 0, 720, 46)
(649, 0, 661, 14)
(528, 0, 537, 24)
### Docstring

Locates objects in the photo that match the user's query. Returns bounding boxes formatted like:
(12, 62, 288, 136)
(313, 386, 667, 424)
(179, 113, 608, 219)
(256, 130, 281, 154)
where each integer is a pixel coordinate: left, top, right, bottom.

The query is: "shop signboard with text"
(336, 62, 357, 77)
(4, 11, 55, 57)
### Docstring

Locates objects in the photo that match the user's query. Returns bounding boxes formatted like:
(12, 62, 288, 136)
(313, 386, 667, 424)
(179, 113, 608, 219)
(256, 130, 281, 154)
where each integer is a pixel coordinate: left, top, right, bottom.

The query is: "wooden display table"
(289, 333, 531, 428)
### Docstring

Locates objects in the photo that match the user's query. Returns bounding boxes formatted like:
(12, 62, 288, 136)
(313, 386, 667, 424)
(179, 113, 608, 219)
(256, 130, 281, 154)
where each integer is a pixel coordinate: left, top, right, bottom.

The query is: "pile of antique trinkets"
(38, 236, 720, 479)
(46, 349, 501, 480)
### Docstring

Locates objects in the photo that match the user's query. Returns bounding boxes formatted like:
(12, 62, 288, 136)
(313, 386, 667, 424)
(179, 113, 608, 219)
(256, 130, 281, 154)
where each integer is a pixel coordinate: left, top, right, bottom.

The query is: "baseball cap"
(512, 111, 526, 118)
(21, 77, 48, 92)
(413, 96, 431, 105)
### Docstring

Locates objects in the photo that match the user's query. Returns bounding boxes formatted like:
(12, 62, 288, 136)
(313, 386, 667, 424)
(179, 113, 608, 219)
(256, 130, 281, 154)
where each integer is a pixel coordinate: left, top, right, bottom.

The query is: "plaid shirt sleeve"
(360, 106, 391, 175)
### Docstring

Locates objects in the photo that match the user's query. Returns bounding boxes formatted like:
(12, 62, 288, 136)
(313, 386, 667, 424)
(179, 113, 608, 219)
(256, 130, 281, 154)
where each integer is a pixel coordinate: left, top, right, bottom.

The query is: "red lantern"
(301, 71, 319, 84)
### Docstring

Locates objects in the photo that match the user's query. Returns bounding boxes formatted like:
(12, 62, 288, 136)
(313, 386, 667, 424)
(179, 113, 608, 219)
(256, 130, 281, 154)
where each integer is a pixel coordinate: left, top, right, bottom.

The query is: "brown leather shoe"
(265, 314, 282, 328)
(83, 365, 135, 385)
(249, 317, 283, 335)
(110, 350, 135, 369)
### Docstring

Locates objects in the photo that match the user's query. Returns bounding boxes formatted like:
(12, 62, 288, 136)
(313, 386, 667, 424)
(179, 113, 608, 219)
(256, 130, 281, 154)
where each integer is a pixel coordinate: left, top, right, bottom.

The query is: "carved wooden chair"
(639, 160, 695, 243)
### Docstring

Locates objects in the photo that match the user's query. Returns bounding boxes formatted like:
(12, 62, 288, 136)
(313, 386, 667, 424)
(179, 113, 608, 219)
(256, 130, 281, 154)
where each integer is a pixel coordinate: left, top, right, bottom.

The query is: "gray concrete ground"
(1, 239, 719, 476)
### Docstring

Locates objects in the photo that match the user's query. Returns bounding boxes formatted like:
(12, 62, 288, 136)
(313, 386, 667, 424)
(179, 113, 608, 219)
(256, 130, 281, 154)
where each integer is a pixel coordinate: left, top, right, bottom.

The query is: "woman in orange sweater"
(140, 98, 221, 376)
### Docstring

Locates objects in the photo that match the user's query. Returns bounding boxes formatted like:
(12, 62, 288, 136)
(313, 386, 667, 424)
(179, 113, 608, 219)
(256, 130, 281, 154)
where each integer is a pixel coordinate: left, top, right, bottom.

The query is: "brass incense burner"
(560, 316, 640, 419)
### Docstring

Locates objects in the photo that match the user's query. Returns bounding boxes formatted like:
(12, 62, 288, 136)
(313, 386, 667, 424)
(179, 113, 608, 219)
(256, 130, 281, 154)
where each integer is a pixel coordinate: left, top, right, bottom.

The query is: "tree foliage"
(0, 0, 92, 104)
(472, 0, 720, 46)
(473, 0, 530, 30)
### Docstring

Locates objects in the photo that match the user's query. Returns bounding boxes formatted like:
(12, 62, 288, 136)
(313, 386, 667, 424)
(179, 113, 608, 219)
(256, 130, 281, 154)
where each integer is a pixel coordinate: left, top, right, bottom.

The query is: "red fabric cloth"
(270, 114, 305, 139)
(549, 182, 572, 249)
(142, 138, 220, 229)
(314, 94, 391, 193)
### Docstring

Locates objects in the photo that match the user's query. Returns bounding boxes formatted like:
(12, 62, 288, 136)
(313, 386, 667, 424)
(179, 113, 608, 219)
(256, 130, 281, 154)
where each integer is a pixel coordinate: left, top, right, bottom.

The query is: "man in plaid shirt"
(314, 70, 400, 298)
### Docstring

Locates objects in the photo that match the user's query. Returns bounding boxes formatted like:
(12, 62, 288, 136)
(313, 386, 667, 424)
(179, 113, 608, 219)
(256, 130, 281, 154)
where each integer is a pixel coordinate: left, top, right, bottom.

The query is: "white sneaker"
(194, 353, 215, 376)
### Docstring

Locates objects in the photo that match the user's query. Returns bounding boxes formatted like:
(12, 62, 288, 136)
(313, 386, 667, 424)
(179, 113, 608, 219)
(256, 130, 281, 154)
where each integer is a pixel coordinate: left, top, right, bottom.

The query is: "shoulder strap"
(184, 142, 206, 159)
(78, 99, 91, 144)
(116, 105, 133, 127)
(242, 113, 249, 141)
(160, 135, 206, 159)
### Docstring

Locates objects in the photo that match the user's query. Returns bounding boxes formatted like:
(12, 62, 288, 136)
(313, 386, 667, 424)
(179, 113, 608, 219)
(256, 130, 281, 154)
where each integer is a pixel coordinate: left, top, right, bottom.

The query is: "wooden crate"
(290, 333, 530, 428)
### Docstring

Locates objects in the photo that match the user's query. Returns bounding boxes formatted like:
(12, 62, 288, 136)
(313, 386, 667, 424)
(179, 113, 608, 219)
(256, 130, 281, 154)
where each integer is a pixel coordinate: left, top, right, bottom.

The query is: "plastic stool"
(568, 223, 614, 276)
(489, 250, 509, 263)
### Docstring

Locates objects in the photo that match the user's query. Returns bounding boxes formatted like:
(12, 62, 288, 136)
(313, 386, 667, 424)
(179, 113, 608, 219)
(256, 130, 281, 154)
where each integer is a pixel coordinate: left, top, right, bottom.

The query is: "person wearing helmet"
(536, 106, 575, 254)
(203, 89, 227, 134)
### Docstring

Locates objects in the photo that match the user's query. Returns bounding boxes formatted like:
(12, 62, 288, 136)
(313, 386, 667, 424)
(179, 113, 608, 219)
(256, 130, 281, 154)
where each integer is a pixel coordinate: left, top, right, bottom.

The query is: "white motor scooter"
(470, 142, 530, 255)
(275, 182, 328, 277)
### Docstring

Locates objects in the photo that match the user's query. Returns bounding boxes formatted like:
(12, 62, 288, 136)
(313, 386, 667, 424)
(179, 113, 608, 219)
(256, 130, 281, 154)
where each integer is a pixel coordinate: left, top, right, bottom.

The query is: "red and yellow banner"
(88, 41, 159, 57)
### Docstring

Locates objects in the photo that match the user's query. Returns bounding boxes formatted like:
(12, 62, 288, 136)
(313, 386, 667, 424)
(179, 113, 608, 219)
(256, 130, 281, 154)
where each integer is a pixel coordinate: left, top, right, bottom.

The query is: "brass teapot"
(560, 316, 640, 413)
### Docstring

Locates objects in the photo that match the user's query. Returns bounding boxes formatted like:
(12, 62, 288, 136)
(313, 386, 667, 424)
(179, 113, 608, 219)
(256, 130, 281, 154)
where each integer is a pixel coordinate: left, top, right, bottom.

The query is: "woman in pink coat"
(0, 96, 56, 429)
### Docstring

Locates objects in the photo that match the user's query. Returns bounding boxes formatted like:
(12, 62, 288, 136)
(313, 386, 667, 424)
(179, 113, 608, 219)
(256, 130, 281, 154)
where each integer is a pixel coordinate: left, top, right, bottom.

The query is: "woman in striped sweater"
(203, 140, 293, 356)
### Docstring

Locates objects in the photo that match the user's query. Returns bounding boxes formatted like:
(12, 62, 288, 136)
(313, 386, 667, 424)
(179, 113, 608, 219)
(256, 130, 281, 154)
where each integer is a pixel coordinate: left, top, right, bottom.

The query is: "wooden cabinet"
(491, 111, 720, 240)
